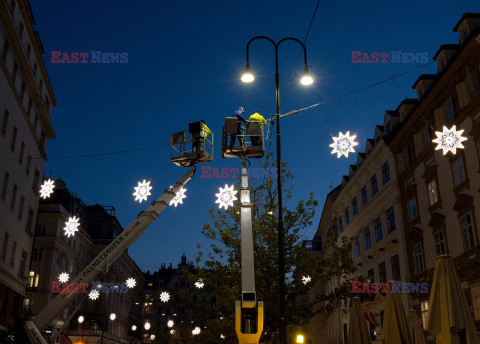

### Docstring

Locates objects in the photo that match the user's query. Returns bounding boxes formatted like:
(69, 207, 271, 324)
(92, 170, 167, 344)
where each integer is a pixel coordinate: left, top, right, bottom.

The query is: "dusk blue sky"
(31, 0, 480, 270)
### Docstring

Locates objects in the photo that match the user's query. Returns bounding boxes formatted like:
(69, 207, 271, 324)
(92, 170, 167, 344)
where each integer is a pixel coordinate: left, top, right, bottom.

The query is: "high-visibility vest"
(248, 113, 267, 125)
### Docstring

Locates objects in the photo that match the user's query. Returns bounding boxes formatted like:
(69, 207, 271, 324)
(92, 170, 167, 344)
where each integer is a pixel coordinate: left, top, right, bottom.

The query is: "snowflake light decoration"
(58, 272, 69, 283)
(302, 276, 312, 285)
(167, 320, 174, 328)
(144, 322, 151, 330)
(63, 216, 80, 237)
(192, 327, 201, 335)
(215, 184, 238, 210)
(432, 125, 467, 155)
(39, 179, 55, 199)
(195, 279, 204, 289)
(329, 131, 358, 158)
(160, 291, 171, 303)
(169, 187, 187, 207)
(110, 313, 116, 321)
(126, 278, 136, 289)
(133, 179, 152, 203)
(170, 330, 175, 335)
(89, 289, 100, 300)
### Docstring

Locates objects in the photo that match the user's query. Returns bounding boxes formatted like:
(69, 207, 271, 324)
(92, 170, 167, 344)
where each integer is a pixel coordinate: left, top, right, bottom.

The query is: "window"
(434, 230, 447, 256)
(361, 186, 368, 205)
(9, 183, 17, 211)
(422, 127, 430, 149)
(32, 248, 43, 261)
(471, 283, 480, 321)
(382, 162, 390, 184)
(445, 99, 455, 125)
(1, 109, 8, 135)
(413, 243, 425, 274)
(391, 254, 400, 280)
(355, 236, 360, 256)
(33, 113, 38, 131)
(20, 81, 26, 101)
(19, 251, 27, 277)
(33, 62, 38, 77)
(378, 262, 387, 283)
(408, 197, 417, 221)
(386, 207, 396, 233)
(26, 44, 31, 59)
(371, 175, 378, 196)
(403, 146, 413, 168)
(352, 197, 358, 216)
(421, 301, 429, 328)
(467, 67, 479, 100)
(12, 61, 18, 80)
(10, 127, 18, 152)
(18, 141, 25, 164)
(18, 196, 24, 220)
(28, 271, 39, 288)
(451, 157, 465, 187)
(367, 268, 374, 282)
(374, 218, 382, 242)
(364, 227, 371, 250)
(32, 169, 39, 193)
(2, 38, 10, 61)
(427, 180, 439, 206)
(26, 208, 34, 235)
(10, 241, 17, 267)
(26, 155, 31, 175)
(338, 217, 343, 233)
(345, 207, 350, 224)
(1, 171, 9, 201)
(460, 213, 475, 251)
(2, 233, 9, 261)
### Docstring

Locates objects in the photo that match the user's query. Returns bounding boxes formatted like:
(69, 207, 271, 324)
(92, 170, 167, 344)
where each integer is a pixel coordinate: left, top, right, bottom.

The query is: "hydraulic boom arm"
(25, 166, 196, 344)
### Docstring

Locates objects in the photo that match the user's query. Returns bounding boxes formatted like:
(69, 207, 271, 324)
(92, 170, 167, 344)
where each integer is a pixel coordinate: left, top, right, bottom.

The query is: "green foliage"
(182, 155, 356, 343)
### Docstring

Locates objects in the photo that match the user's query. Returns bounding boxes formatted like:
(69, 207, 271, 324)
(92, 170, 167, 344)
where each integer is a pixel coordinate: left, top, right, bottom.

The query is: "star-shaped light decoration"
(195, 279, 204, 289)
(432, 125, 467, 155)
(160, 291, 171, 303)
(58, 272, 69, 283)
(110, 313, 116, 321)
(167, 320, 174, 328)
(144, 322, 151, 330)
(215, 184, 238, 210)
(89, 289, 100, 300)
(192, 327, 201, 335)
(329, 131, 358, 158)
(302, 276, 312, 285)
(63, 216, 80, 237)
(133, 179, 152, 203)
(39, 179, 55, 199)
(126, 278, 136, 289)
(169, 187, 187, 207)
(170, 330, 175, 335)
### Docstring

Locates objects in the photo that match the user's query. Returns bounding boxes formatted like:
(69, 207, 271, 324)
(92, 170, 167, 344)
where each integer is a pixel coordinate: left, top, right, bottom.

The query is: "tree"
(183, 155, 356, 343)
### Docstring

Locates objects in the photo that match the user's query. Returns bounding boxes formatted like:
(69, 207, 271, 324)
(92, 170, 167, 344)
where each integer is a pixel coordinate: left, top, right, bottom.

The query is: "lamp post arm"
(277, 37, 309, 67)
(245, 36, 277, 64)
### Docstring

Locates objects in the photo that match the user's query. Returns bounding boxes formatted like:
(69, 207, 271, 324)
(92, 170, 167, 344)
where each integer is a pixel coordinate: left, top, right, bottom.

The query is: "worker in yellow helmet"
(248, 110, 266, 146)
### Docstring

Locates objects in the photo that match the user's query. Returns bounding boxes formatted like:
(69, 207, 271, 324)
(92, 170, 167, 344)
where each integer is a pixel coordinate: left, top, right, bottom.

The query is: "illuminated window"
(420, 301, 429, 328)
(427, 180, 439, 206)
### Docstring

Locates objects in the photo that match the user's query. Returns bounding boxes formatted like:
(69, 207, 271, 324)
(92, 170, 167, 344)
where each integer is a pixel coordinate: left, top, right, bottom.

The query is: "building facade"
(27, 180, 144, 344)
(387, 13, 480, 340)
(0, 0, 55, 334)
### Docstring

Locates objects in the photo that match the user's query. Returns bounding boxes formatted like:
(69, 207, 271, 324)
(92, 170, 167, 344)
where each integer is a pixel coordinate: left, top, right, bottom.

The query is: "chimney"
(453, 13, 480, 45)
(412, 75, 436, 99)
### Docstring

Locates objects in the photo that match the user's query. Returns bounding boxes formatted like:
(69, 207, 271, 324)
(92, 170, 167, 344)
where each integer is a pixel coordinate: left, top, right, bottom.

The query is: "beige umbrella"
(348, 297, 372, 344)
(408, 309, 426, 344)
(383, 282, 413, 344)
(425, 255, 480, 344)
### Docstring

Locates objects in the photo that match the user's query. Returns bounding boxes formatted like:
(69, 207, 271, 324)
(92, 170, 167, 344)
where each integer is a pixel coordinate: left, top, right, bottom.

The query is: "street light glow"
(131, 325, 137, 331)
(241, 64, 255, 83)
(296, 334, 305, 343)
(78, 315, 84, 323)
(300, 67, 314, 85)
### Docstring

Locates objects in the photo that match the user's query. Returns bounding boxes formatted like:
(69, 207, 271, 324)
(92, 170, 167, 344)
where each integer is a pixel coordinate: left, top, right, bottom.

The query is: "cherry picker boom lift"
(25, 122, 213, 344)
(222, 116, 265, 344)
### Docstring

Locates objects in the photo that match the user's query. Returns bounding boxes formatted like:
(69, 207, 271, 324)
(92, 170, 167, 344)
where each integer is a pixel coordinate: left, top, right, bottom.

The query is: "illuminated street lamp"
(296, 334, 305, 343)
(241, 35, 313, 344)
(78, 315, 84, 324)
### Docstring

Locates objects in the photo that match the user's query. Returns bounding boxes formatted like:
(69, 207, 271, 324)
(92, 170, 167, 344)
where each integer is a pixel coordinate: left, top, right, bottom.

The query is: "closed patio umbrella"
(383, 282, 413, 344)
(348, 297, 372, 344)
(425, 255, 480, 344)
(408, 309, 426, 344)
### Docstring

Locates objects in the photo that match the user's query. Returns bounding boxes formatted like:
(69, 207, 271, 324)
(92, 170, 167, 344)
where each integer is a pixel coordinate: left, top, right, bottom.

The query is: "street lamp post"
(241, 36, 313, 344)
